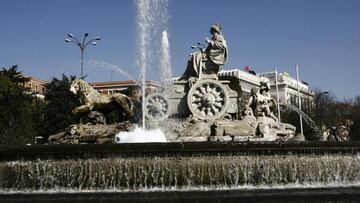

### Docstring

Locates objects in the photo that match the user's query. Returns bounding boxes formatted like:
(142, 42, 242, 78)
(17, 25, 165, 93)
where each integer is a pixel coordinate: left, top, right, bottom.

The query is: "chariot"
(144, 75, 240, 122)
(144, 31, 238, 122)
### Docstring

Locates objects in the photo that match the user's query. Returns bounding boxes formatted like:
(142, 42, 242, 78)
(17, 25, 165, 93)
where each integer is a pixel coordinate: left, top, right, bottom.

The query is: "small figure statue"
(322, 127, 332, 141)
(246, 87, 278, 122)
(180, 23, 228, 80)
(243, 106, 254, 117)
(259, 77, 271, 96)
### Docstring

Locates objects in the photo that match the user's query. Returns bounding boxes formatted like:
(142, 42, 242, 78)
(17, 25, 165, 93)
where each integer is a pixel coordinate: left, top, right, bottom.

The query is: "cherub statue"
(246, 86, 278, 122)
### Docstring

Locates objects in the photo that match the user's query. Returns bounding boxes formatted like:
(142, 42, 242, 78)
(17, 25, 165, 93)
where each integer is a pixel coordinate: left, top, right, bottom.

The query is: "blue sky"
(0, 0, 359, 99)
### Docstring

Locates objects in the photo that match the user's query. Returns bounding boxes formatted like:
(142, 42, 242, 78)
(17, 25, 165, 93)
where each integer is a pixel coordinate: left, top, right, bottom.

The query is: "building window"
(29, 83, 32, 89)
(35, 85, 38, 91)
(42, 87, 45, 93)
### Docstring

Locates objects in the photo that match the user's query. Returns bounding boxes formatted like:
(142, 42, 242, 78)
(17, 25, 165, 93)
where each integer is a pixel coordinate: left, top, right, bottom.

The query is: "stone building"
(20, 75, 160, 98)
(23, 75, 47, 94)
(218, 69, 260, 96)
(258, 71, 314, 112)
(218, 69, 314, 111)
(89, 80, 160, 95)
(23, 75, 47, 99)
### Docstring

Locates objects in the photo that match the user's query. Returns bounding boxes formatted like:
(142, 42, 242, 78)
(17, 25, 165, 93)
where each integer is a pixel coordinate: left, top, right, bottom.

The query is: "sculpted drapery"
(180, 24, 228, 80)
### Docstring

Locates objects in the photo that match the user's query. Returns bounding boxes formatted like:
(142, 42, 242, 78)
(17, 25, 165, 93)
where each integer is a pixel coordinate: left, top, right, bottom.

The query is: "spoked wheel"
(187, 79, 229, 120)
(144, 93, 170, 121)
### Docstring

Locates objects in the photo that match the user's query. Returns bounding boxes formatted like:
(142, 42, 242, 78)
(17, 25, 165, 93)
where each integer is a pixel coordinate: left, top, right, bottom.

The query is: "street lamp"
(65, 33, 101, 79)
(315, 91, 329, 130)
(315, 91, 329, 107)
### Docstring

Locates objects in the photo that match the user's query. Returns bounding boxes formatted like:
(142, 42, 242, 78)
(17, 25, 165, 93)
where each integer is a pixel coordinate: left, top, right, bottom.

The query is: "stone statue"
(48, 23, 299, 144)
(259, 77, 271, 95)
(70, 79, 133, 121)
(47, 80, 135, 144)
(125, 85, 142, 124)
(246, 86, 278, 122)
(180, 23, 228, 80)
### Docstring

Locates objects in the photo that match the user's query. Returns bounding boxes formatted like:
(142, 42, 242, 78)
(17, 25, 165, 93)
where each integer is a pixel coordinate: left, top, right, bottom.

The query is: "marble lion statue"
(70, 79, 133, 120)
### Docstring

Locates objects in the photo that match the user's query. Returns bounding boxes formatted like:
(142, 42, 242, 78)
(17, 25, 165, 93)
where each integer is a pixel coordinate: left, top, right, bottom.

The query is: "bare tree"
(350, 96, 360, 140)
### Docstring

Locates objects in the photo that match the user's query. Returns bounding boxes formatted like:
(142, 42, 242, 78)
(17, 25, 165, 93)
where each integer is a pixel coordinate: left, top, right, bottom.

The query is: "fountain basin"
(1, 142, 360, 161)
(1, 142, 360, 194)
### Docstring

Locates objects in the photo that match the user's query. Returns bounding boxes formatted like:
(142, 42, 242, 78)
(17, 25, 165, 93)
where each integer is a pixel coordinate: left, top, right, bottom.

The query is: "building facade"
(22, 75, 47, 99)
(89, 80, 160, 95)
(218, 69, 260, 95)
(23, 75, 47, 94)
(20, 75, 161, 99)
(258, 71, 314, 111)
(219, 69, 314, 111)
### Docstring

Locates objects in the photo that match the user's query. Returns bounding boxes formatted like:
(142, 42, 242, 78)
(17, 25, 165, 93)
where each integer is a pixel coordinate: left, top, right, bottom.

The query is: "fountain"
(1, 1, 360, 202)
(2, 142, 360, 202)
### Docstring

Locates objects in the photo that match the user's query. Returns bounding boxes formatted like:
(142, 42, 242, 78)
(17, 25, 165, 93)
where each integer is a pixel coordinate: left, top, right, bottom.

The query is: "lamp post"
(315, 91, 329, 129)
(274, 68, 281, 122)
(315, 91, 329, 107)
(295, 64, 303, 135)
(65, 33, 101, 79)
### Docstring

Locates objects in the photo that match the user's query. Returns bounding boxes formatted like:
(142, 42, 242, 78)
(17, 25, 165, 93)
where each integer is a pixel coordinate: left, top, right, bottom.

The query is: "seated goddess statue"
(179, 24, 228, 80)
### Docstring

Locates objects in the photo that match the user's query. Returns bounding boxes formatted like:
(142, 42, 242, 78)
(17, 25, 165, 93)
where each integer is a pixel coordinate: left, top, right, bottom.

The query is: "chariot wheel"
(144, 93, 170, 121)
(187, 79, 229, 120)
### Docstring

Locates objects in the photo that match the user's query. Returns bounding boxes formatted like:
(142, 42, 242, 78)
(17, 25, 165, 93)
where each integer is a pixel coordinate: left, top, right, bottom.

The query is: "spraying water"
(86, 59, 135, 81)
(135, 0, 170, 130)
(160, 30, 172, 82)
(135, 0, 150, 130)
(280, 103, 323, 139)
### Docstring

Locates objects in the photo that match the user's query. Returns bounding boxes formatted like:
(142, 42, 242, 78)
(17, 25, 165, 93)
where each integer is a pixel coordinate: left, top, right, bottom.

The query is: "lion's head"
(70, 79, 91, 95)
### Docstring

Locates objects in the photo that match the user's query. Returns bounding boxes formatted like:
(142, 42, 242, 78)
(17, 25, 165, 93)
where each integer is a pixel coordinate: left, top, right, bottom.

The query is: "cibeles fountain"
(46, 23, 296, 145)
(1, 1, 360, 201)
(139, 23, 296, 143)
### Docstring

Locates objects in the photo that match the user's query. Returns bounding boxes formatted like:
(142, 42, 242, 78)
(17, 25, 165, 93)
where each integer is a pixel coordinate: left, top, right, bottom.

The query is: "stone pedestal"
(257, 116, 296, 141)
(176, 120, 212, 142)
(48, 122, 134, 144)
(213, 120, 255, 137)
(209, 135, 233, 142)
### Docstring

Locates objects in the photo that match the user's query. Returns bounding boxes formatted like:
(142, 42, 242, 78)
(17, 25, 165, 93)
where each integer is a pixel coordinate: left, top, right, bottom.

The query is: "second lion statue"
(70, 79, 133, 121)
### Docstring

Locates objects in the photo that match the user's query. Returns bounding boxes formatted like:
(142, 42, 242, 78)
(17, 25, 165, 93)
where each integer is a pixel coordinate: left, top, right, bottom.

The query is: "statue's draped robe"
(206, 34, 228, 66)
(181, 34, 228, 79)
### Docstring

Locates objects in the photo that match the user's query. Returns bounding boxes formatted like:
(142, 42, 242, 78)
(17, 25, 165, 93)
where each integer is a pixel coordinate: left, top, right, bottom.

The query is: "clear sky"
(0, 0, 359, 99)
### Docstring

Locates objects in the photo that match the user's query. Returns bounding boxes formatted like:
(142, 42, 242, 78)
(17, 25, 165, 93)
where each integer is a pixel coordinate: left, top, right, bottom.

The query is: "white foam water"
(115, 127, 167, 143)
